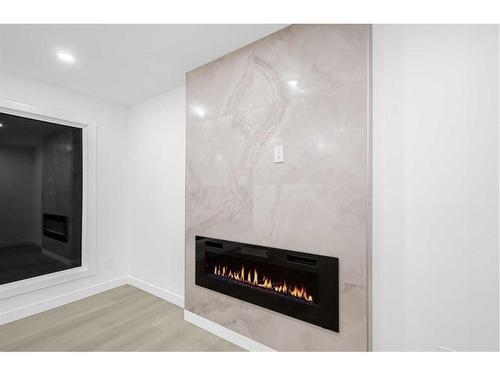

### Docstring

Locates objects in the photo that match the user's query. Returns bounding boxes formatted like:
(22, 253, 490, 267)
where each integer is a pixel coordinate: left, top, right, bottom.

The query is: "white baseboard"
(126, 276, 184, 308)
(184, 310, 274, 352)
(0, 277, 128, 325)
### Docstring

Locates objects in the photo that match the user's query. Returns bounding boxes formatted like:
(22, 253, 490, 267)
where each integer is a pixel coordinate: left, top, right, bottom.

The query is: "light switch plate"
(274, 144, 284, 163)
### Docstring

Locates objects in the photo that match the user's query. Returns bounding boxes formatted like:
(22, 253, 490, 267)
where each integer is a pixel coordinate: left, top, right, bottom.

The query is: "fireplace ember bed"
(195, 236, 339, 332)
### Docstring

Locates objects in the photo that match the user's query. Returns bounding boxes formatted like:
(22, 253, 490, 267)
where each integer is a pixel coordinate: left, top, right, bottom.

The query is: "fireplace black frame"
(195, 236, 339, 332)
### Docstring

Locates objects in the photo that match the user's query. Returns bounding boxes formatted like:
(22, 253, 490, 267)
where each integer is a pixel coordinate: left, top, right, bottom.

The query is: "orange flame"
(213, 264, 314, 303)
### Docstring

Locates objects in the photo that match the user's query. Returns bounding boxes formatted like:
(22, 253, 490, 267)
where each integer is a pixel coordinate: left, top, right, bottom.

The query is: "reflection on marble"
(186, 25, 371, 351)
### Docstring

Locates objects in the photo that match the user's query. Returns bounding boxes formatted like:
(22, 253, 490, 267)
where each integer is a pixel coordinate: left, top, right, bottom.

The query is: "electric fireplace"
(195, 236, 339, 332)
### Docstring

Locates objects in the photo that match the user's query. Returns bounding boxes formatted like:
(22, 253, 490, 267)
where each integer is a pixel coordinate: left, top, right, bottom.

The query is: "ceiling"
(0, 24, 285, 106)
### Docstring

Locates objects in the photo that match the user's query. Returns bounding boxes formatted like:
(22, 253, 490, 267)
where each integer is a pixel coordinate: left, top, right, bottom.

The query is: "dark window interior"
(0, 111, 83, 285)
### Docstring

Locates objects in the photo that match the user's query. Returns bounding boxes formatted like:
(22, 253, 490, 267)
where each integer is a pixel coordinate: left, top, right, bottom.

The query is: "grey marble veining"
(186, 24, 371, 351)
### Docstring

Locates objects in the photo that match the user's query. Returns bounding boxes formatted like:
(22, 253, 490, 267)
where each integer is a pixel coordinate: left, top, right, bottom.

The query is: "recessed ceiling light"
(56, 51, 76, 64)
(0, 123, 3, 128)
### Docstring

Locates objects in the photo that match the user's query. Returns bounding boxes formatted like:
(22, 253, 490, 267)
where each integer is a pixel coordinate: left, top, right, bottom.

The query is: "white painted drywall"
(0, 70, 129, 313)
(372, 25, 499, 351)
(128, 85, 186, 302)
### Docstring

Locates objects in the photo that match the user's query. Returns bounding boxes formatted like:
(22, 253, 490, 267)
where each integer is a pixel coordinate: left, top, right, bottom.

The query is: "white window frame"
(0, 100, 97, 300)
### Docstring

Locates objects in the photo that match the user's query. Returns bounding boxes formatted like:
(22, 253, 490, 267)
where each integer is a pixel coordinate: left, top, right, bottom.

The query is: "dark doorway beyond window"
(0, 111, 83, 285)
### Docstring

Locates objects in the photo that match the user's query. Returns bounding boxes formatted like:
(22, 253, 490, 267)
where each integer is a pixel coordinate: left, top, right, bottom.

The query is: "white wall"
(0, 71, 129, 315)
(128, 85, 185, 303)
(372, 25, 499, 351)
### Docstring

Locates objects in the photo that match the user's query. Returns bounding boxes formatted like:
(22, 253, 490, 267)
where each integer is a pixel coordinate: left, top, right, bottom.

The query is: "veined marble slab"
(186, 24, 371, 351)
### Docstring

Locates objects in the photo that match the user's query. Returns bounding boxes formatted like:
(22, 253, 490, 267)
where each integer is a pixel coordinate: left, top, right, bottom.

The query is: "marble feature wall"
(185, 25, 371, 351)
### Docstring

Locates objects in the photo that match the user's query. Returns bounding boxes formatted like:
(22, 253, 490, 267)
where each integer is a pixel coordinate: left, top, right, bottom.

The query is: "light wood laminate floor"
(0, 285, 243, 351)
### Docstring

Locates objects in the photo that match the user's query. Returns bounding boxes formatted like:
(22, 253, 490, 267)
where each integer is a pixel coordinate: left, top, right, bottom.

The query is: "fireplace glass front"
(195, 236, 339, 331)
